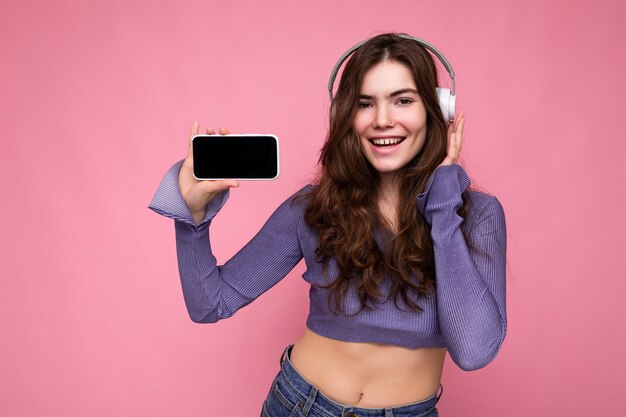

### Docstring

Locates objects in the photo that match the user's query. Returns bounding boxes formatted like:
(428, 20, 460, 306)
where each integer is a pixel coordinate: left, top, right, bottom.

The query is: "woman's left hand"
(438, 112, 465, 168)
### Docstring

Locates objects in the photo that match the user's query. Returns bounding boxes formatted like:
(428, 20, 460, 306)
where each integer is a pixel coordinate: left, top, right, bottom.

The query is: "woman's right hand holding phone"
(179, 122, 240, 225)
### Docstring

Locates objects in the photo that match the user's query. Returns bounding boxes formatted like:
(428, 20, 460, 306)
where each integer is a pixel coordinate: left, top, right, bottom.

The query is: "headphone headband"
(327, 34, 456, 101)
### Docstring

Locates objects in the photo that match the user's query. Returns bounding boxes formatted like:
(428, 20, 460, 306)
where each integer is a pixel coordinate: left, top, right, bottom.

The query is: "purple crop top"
(148, 160, 507, 371)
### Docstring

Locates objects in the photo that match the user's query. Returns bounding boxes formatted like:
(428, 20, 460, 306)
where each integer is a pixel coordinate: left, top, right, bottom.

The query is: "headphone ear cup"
(436, 87, 456, 124)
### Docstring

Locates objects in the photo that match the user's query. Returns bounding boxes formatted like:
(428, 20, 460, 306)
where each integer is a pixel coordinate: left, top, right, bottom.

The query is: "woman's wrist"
(191, 209, 206, 225)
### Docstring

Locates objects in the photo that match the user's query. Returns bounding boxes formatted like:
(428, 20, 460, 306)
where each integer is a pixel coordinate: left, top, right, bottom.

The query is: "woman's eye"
(358, 101, 372, 109)
(397, 98, 414, 105)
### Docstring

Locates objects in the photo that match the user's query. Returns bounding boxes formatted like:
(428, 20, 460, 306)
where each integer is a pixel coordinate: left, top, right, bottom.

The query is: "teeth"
(371, 137, 403, 145)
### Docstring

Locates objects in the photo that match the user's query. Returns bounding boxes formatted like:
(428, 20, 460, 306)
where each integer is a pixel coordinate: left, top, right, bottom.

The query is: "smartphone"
(192, 134, 279, 180)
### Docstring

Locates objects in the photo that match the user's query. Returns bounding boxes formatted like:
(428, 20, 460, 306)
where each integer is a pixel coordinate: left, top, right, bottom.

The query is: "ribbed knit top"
(148, 160, 507, 371)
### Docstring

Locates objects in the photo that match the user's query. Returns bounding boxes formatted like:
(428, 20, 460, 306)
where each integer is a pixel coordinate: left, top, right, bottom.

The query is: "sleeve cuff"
(147, 159, 230, 227)
(417, 164, 471, 224)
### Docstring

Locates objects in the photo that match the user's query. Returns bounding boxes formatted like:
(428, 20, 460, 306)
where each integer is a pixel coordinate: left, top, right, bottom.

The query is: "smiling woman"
(149, 33, 506, 417)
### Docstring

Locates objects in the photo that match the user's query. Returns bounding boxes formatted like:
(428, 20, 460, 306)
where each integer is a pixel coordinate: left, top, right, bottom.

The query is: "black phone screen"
(192, 135, 279, 180)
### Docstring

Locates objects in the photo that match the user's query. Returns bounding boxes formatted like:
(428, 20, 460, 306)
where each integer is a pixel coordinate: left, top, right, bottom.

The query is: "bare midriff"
(289, 328, 446, 408)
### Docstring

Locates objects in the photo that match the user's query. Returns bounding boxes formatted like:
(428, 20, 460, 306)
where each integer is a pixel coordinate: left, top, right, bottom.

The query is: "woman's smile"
(367, 136, 407, 154)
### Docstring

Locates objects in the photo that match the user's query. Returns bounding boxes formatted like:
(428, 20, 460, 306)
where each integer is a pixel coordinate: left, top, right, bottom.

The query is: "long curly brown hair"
(303, 33, 479, 316)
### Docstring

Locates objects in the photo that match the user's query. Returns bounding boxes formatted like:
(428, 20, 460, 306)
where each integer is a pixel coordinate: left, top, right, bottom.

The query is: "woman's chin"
(372, 165, 403, 178)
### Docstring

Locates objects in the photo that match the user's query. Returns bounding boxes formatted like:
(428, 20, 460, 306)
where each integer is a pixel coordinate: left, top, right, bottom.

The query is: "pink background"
(2, 0, 625, 416)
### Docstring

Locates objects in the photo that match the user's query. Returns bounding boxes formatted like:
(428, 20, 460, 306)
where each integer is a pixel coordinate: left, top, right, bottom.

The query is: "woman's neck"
(378, 173, 400, 231)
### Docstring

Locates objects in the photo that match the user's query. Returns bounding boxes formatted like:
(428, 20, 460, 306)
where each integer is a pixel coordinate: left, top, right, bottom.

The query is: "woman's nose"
(373, 105, 394, 128)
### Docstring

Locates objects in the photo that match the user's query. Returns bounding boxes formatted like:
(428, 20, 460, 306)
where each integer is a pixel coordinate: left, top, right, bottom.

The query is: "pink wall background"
(2, 0, 624, 416)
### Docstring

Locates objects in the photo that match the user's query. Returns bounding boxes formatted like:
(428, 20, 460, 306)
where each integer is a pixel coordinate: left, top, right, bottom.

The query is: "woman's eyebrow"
(359, 88, 419, 100)
(390, 88, 419, 97)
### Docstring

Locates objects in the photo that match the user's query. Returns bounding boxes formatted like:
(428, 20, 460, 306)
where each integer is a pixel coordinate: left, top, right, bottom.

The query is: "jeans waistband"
(277, 344, 442, 417)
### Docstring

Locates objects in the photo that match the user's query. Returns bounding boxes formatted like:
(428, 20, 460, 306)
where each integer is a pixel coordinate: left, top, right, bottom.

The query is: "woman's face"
(353, 60, 427, 179)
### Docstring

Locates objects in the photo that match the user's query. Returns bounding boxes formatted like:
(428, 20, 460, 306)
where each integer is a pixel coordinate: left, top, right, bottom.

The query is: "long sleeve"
(148, 160, 304, 323)
(417, 164, 507, 371)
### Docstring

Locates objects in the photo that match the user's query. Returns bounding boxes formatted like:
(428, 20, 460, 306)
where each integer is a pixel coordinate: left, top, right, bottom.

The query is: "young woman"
(149, 33, 507, 417)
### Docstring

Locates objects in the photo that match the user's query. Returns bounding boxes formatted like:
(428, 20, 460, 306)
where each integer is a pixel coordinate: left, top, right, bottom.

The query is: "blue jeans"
(261, 344, 443, 417)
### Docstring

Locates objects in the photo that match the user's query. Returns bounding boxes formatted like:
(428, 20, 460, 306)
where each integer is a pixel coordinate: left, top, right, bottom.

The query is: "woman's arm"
(417, 164, 507, 371)
(149, 159, 305, 323)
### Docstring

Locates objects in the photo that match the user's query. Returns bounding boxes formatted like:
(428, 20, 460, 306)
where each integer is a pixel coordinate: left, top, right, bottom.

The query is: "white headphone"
(327, 34, 457, 123)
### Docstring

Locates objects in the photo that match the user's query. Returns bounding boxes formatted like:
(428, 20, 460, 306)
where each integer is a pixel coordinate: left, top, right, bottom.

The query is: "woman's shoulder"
(295, 183, 317, 194)
(273, 183, 316, 215)
(464, 189, 505, 225)
(285, 183, 316, 203)
(465, 188, 496, 204)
